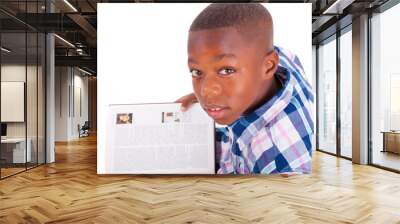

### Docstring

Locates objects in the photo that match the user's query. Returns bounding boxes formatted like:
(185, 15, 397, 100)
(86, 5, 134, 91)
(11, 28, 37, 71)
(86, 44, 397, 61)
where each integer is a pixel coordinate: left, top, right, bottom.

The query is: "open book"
(105, 103, 215, 174)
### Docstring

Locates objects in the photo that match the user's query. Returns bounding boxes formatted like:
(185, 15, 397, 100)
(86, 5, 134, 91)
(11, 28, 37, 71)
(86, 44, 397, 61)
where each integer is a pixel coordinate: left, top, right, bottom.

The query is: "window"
(371, 2, 400, 171)
(318, 36, 337, 154)
(339, 28, 352, 158)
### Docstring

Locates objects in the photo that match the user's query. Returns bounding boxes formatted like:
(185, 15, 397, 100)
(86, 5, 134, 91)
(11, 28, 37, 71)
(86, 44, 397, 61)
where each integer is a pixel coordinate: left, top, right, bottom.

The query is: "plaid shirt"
(215, 46, 314, 174)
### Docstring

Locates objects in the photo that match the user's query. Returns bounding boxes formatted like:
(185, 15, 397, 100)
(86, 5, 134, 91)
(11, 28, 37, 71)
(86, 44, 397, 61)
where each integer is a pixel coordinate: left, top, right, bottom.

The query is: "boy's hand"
(175, 93, 198, 112)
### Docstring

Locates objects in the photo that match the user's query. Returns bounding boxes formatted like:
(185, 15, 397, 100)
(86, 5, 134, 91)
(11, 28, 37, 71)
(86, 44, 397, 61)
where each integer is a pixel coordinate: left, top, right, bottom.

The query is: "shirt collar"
(227, 65, 295, 139)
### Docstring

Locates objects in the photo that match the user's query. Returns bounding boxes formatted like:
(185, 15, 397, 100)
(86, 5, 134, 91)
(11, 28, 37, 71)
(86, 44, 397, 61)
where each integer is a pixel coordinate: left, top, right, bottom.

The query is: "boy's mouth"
(203, 104, 229, 119)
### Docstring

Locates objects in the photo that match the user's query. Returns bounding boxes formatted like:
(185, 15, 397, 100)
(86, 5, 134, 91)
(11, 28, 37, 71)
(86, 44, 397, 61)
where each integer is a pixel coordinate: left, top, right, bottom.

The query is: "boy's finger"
(180, 105, 187, 112)
(181, 99, 194, 111)
(181, 98, 196, 112)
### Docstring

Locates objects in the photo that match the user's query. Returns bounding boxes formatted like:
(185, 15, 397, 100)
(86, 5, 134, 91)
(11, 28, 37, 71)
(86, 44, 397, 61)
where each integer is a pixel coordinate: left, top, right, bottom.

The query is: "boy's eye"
(190, 69, 202, 77)
(218, 68, 236, 76)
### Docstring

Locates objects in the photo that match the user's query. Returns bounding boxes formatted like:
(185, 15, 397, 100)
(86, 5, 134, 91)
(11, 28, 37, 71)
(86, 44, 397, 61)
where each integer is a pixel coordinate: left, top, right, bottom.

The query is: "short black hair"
(190, 3, 272, 31)
(189, 3, 273, 51)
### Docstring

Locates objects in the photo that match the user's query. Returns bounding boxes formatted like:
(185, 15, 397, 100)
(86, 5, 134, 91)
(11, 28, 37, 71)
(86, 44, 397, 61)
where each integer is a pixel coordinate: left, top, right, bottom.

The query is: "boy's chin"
(213, 117, 238, 126)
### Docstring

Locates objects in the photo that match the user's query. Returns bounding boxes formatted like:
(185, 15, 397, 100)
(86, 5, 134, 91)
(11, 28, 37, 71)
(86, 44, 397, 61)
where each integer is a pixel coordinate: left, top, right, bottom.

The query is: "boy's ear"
(262, 50, 279, 80)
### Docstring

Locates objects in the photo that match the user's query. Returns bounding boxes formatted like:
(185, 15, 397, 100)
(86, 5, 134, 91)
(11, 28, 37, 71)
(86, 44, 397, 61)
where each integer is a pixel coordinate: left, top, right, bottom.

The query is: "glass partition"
(1, 31, 28, 177)
(0, 1, 46, 179)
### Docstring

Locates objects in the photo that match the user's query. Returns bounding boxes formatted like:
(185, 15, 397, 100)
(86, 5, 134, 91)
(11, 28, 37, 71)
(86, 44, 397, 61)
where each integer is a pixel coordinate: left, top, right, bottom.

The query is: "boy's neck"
(244, 75, 281, 115)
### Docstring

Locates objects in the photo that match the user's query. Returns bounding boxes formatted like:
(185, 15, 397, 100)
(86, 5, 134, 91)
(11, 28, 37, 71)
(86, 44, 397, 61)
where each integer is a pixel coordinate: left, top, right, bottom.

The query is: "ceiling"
(0, 0, 393, 75)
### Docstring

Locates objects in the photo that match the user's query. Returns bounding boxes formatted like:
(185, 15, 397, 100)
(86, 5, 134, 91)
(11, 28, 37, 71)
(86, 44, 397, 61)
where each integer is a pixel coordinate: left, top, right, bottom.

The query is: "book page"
(105, 103, 215, 174)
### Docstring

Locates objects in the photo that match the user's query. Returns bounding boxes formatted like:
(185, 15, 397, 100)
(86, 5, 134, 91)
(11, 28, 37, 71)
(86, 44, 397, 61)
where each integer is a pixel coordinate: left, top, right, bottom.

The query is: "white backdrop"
(97, 3, 311, 173)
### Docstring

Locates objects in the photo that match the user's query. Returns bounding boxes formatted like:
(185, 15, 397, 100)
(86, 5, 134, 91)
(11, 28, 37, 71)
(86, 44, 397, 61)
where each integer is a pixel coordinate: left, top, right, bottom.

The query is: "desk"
(381, 131, 400, 154)
(1, 138, 31, 163)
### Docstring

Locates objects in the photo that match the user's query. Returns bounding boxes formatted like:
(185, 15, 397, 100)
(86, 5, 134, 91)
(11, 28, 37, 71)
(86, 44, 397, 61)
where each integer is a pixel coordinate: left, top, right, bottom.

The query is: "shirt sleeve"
(215, 127, 235, 174)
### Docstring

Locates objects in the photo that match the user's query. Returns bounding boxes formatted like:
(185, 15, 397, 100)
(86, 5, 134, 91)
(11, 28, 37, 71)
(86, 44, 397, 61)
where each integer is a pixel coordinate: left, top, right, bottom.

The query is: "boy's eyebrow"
(188, 53, 237, 64)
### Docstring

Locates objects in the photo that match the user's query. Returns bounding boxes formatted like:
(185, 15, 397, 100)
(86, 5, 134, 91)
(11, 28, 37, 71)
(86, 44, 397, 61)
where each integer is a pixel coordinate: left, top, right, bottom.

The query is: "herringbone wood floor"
(1, 134, 400, 224)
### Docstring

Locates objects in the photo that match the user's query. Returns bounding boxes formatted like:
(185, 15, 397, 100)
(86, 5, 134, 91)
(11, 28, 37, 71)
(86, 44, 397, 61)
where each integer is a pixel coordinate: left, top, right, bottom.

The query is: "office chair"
(79, 121, 90, 138)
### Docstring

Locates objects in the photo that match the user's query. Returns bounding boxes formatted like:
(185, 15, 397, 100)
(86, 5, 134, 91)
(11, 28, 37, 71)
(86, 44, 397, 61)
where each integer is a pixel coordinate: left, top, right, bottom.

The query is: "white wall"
(55, 67, 89, 141)
(1, 65, 26, 140)
(1, 65, 39, 138)
(55, 67, 69, 141)
(72, 72, 89, 138)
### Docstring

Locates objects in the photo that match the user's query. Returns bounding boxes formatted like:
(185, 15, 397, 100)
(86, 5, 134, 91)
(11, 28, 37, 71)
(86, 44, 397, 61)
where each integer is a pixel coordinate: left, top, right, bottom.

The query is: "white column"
(46, 33, 55, 163)
(352, 14, 369, 164)
(46, 1, 55, 163)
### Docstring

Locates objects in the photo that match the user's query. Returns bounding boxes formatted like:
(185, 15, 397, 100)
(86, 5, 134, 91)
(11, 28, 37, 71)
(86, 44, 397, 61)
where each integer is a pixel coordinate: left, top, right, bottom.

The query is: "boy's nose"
(200, 77, 222, 99)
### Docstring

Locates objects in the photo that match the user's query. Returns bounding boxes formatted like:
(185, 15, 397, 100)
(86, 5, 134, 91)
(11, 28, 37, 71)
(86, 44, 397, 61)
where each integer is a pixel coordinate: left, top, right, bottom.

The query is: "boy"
(177, 3, 314, 174)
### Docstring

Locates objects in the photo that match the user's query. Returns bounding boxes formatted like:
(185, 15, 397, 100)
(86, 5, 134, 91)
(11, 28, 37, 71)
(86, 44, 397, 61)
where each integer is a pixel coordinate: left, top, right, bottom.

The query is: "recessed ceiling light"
(54, 34, 75, 48)
(78, 67, 93, 76)
(1, 47, 11, 53)
(63, 0, 78, 12)
(322, 0, 355, 15)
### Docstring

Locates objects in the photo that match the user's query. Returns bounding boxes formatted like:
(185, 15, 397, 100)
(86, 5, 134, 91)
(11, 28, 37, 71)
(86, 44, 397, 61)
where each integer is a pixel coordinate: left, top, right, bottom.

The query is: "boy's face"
(188, 27, 272, 125)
